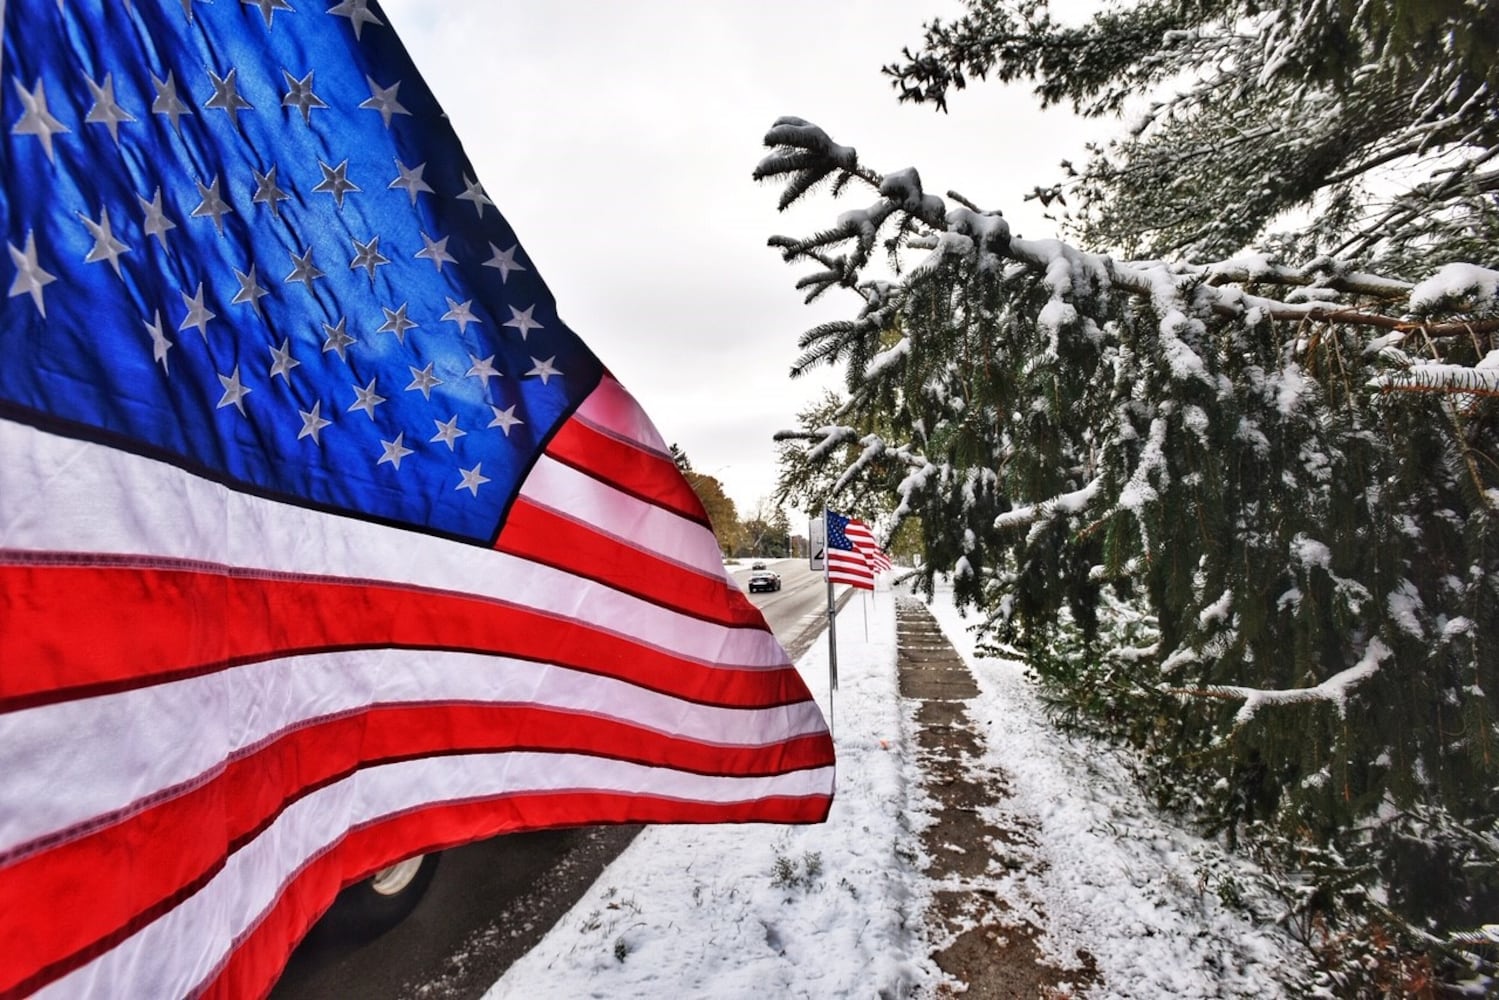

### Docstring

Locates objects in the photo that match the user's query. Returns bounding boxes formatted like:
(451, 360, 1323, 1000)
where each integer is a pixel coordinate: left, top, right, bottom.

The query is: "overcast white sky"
(382, 1, 1110, 517)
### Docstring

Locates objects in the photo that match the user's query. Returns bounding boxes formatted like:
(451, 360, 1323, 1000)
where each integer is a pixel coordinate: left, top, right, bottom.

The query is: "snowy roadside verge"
(483, 589, 937, 999)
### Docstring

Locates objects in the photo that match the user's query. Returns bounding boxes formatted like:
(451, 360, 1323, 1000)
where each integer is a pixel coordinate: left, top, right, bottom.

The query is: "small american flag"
(0, 2, 833, 997)
(826, 509, 887, 589)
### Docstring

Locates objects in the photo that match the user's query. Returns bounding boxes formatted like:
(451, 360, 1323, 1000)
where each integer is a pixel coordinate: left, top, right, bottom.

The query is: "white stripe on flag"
(842, 520, 888, 570)
(0, 418, 785, 671)
(520, 454, 726, 576)
(0, 648, 830, 859)
(827, 550, 874, 588)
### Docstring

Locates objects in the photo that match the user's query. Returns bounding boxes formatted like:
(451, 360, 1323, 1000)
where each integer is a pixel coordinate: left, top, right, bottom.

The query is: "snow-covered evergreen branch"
(993, 476, 1102, 532)
(758, 117, 1499, 360)
(1176, 637, 1393, 725)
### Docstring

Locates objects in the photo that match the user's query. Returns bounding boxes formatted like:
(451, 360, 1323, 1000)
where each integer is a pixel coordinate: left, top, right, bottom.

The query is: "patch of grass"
(770, 850, 825, 892)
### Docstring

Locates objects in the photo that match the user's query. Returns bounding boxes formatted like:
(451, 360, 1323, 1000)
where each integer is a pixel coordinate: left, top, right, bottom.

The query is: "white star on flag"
(467, 354, 501, 383)
(297, 401, 331, 443)
(503, 304, 542, 339)
(483, 242, 525, 282)
(525, 356, 561, 384)
(430, 414, 467, 450)
(488, 404, 523, 436)
(456, 463, 490, 495)
(348, 378, 386, 420)
(215, 366, 252, 415)
(7, 231, 58, 315)
(377, 431, 414, 468)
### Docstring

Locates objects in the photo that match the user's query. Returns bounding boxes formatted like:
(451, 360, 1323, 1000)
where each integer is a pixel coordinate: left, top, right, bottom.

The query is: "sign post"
(808, 515, 825, 573)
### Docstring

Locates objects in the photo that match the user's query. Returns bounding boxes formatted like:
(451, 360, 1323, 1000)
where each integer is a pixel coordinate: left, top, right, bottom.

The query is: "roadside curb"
(895, 598, 1099, 998)
(782, 586, 855, 663)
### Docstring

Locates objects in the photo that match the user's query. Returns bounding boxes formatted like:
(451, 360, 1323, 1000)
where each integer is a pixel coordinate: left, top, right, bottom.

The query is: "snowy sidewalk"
(897, 598, 1097, 997)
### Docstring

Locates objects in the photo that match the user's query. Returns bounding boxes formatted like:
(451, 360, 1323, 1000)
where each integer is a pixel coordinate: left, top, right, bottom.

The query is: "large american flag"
(0, 3, 834, 997)
(825, 509, 887, 590)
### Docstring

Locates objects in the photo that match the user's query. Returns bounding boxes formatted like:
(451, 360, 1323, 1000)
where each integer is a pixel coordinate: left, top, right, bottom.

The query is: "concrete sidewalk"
(896, 598, 1099, 998)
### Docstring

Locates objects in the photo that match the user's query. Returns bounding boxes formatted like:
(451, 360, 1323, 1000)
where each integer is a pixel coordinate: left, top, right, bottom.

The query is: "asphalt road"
(742, 559, 838, 665)
(270, 558, 831, 1000)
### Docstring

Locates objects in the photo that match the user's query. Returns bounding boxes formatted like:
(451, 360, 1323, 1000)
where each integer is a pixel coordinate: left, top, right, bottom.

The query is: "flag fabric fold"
(825, 509, 887, 590)
(0, 3, 833, 998)
(844, 514, 892, 573)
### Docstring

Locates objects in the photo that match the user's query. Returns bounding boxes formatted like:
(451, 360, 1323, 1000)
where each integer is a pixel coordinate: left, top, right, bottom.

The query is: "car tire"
(317, 852, 441, 941)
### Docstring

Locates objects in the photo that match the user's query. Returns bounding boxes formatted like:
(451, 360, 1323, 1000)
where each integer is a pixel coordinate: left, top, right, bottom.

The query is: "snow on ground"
(923, 594, 1307, 997)
(482, 581, 1309, 999)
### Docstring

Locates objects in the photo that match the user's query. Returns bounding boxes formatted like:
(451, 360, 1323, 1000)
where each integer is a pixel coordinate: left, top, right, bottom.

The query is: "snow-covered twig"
(993, 476, 1103, 532)
(1445, 925, 1499, 947)
(1371, 351, 1499, 399)
(1169, 637, 1393, 726)
(830, 434, 895, 497)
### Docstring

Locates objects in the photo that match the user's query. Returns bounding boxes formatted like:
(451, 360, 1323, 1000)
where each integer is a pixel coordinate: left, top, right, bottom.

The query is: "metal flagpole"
(826, 572, 838, 736)
(810, 509, 835, 738)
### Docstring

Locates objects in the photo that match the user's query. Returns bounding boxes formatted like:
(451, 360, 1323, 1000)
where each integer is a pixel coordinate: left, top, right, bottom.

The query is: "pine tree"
(883, 0, 1499, 272)
(773, 390, 904, 517)
(758, 1, 1499, 987)
(774, 389, 925, 565)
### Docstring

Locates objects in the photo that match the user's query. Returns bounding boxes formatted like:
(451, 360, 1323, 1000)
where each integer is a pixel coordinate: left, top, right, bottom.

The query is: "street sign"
(808, 515, 826, 571)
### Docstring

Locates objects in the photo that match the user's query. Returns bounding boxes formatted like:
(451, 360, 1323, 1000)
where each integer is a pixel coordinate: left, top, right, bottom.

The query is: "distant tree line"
(670, 445, 796, 558)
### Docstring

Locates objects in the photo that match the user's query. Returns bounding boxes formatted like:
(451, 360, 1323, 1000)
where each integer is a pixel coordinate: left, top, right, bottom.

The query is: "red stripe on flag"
(497, 499, 764, 627)
(0, 563, 805, 712)
(0, 703, 833, 999)
(546, 416, 708, 525)
(205, 789, 833, 1000)
(827, 552, 875, 590)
